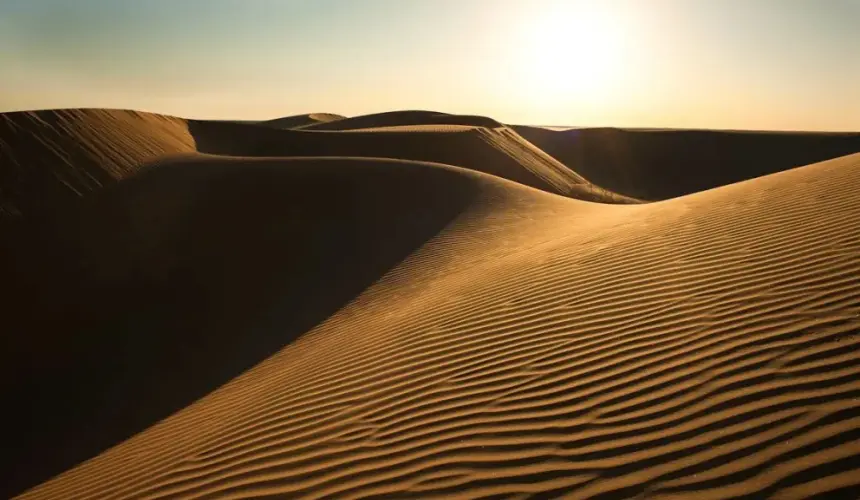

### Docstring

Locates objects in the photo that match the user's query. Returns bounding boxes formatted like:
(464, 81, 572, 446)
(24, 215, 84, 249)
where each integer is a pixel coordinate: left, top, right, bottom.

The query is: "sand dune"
(0, 109, 632, 216)
(515, 126, 860, 200)
(0, 109, 194, 218)
(260, 113, 346, 130)
(3, 108, 860, 499)
(189, 120, 633, 203)
(299, 110, 502, 131)
(2, 155, 491, 498)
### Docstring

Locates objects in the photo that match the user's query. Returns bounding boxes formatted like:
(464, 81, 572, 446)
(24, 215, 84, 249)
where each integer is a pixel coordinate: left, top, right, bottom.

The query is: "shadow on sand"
(515, 127, 860, 200)
(1, 154, 477, 497)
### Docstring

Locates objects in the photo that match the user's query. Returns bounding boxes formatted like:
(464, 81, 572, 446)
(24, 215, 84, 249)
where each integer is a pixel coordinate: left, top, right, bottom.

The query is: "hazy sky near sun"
(1, 0, 858, 130)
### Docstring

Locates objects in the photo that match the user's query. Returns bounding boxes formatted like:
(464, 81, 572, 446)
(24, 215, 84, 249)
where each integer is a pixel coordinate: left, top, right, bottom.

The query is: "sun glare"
(511, 1, 632, 109)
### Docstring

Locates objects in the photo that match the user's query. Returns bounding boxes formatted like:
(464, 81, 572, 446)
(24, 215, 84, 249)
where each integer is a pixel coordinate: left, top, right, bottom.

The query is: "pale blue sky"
(1, 0, 858, 130)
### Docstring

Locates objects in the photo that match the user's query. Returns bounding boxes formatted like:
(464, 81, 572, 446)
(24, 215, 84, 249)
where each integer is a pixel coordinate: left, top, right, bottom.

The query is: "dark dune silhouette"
(514, 126, 860, 200)
(260, 112, 346, 129)
(298, 110, 502, 130)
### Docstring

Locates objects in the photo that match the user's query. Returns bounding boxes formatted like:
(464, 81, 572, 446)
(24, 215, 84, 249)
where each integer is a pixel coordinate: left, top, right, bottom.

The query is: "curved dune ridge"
(188, 120, 634, 203)
(12, 150, 860, 499)
(0, 109, 634, 216)
(3, 107, 860, 499)
(1, 156, 494, 498)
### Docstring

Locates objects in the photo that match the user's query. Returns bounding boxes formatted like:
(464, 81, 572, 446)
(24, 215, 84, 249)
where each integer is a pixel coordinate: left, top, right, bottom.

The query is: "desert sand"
(262, 113, 346, 130)
(2, 108, 860, 499)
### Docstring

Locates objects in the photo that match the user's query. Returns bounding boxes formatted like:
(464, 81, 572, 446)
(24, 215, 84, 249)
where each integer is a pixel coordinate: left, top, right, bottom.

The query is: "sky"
(1, 0, 858, 130)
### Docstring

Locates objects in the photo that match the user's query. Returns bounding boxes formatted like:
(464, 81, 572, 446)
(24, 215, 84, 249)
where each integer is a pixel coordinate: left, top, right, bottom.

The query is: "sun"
(510, 1, 632, 108)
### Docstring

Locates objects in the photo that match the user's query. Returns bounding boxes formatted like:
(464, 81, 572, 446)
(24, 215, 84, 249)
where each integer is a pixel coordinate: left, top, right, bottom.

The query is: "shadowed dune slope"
(514, 126, 860, 200)
(261, 113, 346, 130)
(189, 120, 634, 203)
(18, 152, 860, 499)
(0, 109, 195, 218)
(1, 156, 493, 498)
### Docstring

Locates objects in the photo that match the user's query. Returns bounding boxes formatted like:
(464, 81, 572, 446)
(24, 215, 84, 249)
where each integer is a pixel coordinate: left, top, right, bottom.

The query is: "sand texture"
(2, 109, 860, 499)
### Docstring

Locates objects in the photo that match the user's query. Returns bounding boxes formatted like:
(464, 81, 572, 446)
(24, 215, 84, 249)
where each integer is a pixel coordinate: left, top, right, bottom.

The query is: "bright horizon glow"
(1, 0, 859, 131)
(511, 1, 631, 109)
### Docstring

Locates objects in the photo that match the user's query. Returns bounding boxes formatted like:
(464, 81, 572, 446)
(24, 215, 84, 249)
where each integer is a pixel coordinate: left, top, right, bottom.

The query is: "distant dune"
(260, 112, 346, 130)
(189, 119, 633, 203)
(298, 110, 503, 131)
(3, 108, 860, 499)
(515, 125, 860, 200)
(0, 109, 636, 217)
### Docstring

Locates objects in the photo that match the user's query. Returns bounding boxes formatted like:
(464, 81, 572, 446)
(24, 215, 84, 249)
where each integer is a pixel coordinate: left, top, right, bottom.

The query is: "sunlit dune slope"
(260, 113, 346, 130)
(0, 109, 194, 218)
(15, 151, 860, 499)
(515, 125, 860, 200)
